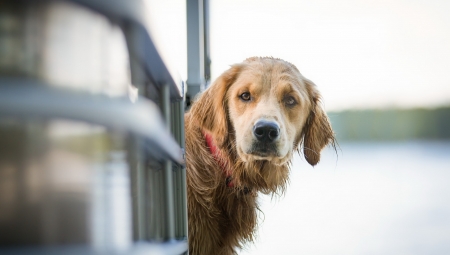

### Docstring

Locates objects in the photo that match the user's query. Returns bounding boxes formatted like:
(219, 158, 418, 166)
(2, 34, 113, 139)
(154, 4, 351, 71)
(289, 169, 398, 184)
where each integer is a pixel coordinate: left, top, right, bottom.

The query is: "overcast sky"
(145, 0, 450, 111)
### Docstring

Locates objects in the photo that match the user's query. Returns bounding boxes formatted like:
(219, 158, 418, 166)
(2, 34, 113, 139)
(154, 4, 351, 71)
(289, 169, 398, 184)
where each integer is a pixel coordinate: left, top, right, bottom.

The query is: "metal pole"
(172, 100, 188, 239)
(160, 84, 175, 240)
(123, 23, 147, 241)
(186, 0, 205, 98)
(179, 101, 188, 240)
(203, 0, 211, 86)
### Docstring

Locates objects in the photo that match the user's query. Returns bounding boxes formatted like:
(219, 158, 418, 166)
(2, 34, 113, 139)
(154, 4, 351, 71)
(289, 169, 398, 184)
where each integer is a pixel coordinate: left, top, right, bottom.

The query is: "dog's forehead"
(235, 59, 306, 92)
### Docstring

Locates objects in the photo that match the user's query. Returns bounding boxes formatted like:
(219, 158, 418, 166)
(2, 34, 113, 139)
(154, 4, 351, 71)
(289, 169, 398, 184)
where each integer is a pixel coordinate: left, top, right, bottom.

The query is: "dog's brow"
(278, 74, 293, 81)
(273, 82, 293, 96)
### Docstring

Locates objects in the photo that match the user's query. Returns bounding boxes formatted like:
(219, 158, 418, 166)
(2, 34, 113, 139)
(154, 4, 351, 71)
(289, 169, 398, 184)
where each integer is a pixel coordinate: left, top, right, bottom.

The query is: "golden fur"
(185, 57, 335, 254)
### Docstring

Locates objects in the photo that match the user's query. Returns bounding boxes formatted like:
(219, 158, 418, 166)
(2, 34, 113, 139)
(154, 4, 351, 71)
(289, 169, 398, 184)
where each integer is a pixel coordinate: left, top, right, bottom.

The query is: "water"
(240, 141, 450, 255)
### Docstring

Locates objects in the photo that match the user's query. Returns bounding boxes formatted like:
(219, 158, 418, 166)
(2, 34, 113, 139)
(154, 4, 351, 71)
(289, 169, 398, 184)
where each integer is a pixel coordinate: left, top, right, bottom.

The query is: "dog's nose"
(253, 120, 280, 142)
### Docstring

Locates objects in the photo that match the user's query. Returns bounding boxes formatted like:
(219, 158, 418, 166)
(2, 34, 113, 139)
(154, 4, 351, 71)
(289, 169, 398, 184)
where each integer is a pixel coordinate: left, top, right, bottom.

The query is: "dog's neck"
(203, 131, 235, 188)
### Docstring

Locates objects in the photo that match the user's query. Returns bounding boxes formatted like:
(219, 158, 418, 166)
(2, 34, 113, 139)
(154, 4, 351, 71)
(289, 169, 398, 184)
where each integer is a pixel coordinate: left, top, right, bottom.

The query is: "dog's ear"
(189, 64, 242, 146)
(302, 79, 335, 166)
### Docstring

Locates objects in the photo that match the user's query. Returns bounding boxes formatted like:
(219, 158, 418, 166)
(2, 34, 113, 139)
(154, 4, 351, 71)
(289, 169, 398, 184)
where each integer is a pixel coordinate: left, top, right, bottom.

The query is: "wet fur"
(185, 57, 335, 254)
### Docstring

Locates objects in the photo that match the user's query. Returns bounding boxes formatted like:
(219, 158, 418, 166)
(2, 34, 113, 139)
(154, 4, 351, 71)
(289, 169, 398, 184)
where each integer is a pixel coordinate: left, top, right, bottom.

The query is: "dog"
(185, 57, 335, 255)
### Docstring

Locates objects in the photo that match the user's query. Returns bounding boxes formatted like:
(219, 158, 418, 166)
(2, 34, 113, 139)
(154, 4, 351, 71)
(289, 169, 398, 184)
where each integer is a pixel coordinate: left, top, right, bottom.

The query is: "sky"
(144, 0, 450, 111)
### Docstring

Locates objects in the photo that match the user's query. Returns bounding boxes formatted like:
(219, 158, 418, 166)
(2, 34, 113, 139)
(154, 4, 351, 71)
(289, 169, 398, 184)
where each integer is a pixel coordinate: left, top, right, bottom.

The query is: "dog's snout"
(253, 120, 280, 142)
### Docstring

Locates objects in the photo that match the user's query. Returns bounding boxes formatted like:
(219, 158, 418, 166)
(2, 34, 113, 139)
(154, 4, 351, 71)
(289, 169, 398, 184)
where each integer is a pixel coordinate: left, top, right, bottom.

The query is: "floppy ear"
(302, 80, 335, 166)
(189, 64, 242, 146)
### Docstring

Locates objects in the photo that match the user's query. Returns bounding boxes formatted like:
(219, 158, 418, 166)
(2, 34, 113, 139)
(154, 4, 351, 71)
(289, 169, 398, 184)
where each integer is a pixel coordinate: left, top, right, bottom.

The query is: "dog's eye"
(284, 96, 297, 106)
(240, 92, 251, 101)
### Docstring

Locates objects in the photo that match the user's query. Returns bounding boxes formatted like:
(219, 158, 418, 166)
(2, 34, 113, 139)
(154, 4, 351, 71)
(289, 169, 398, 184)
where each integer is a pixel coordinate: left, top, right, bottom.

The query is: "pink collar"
(203, 131, 235, 187)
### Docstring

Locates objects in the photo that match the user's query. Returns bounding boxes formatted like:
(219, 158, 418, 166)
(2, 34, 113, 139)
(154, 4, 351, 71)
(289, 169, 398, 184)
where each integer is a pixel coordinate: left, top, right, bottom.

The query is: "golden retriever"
(185, 57, 335, 255)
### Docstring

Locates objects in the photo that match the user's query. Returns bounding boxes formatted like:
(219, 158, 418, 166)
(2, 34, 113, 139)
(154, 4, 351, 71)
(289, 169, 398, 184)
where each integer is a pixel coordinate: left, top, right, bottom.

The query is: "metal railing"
(0, 0, 188, 254)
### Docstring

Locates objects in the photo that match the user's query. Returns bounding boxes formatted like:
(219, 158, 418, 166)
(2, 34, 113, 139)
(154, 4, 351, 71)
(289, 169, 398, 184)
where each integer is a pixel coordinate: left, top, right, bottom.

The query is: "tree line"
(328, 106, 450, 141)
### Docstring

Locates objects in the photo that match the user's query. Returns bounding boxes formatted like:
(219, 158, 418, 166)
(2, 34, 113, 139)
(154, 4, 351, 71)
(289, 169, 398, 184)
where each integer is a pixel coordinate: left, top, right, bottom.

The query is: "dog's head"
(190, 57, 335, 192)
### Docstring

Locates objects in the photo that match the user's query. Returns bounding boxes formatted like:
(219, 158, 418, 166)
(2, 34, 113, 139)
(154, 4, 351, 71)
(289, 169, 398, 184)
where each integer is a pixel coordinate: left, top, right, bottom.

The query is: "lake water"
(240, 141, 450, 255)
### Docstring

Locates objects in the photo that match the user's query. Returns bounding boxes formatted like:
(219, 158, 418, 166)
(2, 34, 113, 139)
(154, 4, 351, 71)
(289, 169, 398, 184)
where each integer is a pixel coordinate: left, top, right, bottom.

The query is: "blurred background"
(1, 0, 449, 254)
(0, 0, 188, 253)
(149, 0, 450, 254)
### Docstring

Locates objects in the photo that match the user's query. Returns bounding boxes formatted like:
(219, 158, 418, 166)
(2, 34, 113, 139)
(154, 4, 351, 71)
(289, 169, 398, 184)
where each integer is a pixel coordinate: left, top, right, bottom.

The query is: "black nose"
(253, 120, 280, 142)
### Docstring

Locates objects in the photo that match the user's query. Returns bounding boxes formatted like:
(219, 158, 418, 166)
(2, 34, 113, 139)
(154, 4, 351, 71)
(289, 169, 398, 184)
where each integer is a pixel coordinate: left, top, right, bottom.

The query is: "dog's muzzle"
(250, 120, 280, 156)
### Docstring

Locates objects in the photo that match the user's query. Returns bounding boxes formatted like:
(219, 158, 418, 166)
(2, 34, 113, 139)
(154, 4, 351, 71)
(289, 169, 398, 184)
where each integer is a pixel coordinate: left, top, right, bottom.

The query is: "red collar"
(203, 131, 235, 188)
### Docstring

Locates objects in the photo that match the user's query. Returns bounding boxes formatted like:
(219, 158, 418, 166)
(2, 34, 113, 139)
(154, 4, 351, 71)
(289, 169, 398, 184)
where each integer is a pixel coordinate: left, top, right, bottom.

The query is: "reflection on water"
(241, 141, 450, 255)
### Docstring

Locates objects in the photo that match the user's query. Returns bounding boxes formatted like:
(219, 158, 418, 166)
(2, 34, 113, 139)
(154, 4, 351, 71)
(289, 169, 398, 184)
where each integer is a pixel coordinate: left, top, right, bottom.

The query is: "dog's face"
(190, 57, 334, 191)
(226, 60, 312, 165)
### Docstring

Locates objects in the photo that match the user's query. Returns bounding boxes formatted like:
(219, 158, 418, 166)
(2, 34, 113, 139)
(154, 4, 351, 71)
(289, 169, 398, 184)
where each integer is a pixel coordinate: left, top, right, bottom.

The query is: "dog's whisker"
(303, 146, 319, 156)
